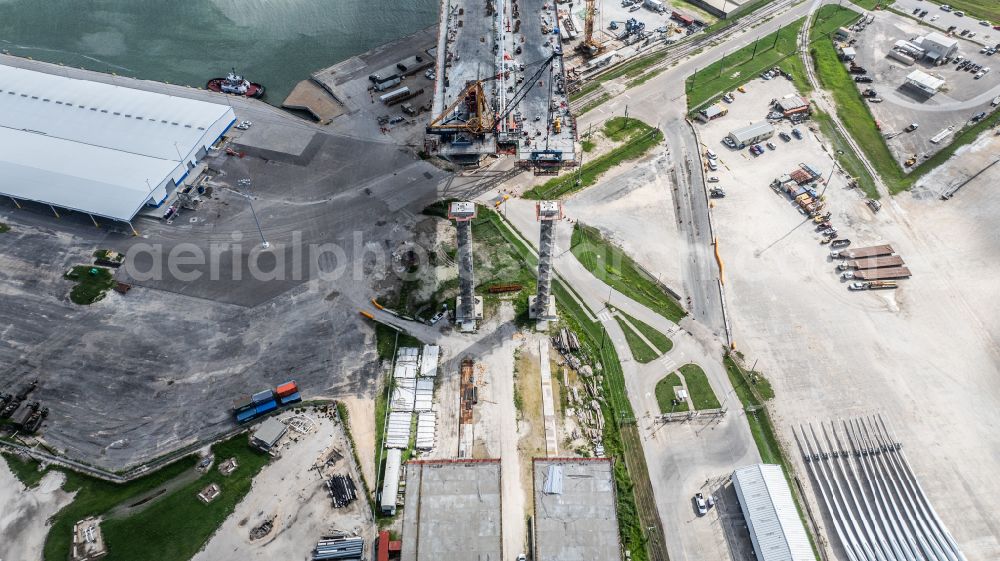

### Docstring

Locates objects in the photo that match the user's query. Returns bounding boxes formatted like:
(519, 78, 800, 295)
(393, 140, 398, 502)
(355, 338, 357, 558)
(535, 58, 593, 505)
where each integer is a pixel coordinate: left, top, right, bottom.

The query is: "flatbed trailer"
(843, 255, 905, 269)
(836, 244, 894, 259)
(854, 266, 911, 280)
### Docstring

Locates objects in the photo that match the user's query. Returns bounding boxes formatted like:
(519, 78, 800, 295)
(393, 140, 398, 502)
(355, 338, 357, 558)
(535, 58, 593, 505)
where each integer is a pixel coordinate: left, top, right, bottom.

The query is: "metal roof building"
(380, 448, 402, 515)
(904, 70, 946, 96)
(250, 418, 287, 451)
(728, 121, 775, 147)
(0, 64, 235, 223)
(733, 464, 813, 561)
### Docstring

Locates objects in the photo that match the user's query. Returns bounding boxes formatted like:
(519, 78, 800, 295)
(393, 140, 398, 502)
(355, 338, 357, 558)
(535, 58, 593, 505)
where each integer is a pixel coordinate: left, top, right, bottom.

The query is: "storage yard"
(191, 409, 372, 561)
(704, 67, 1000, 561)
(837, 10, 1000, 168)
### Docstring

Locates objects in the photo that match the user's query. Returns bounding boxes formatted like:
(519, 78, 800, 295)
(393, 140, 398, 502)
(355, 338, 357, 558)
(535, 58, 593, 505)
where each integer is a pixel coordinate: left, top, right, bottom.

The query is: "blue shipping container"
(255, 399, 277, 415)
(279, 392, 301, 405)
(252, 390, 274, 404)
(235, 408, 257, 423)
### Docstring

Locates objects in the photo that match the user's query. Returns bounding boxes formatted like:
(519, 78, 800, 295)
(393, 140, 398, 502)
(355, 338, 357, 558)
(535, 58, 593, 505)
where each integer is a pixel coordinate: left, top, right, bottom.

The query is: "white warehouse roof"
(733, 464, 814, 561)
(0, 64, 235, 221)
(905, 69, 946, 91)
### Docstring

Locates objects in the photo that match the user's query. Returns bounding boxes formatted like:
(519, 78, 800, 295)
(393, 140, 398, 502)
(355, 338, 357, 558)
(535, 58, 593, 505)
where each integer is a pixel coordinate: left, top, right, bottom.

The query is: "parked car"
(695, 493, 708, 515)
(707, 159, 718, 170)
(792, 128, 803, 139)
(706, 149, 718, 160)
(969, 31, 977, 38)
(930, 14, 939, 21)
(766, 141, 777, 150)
(854, 76, 874, 83)
(707, 176, 720, 183)
(940, 4, 952, 12)
(779, 131, 792, 141)
(710, 187, 726, 198)
(905, 123, 919, 132)
(831, 238, 852, 248)
(972, 111, 987, 122)
(954, 10, 964, 17)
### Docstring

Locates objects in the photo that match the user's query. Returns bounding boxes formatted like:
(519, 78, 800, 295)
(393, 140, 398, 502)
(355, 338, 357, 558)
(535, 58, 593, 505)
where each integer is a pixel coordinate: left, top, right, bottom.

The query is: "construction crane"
(578, 0, 603, 57)
(426, 53, 559, 136)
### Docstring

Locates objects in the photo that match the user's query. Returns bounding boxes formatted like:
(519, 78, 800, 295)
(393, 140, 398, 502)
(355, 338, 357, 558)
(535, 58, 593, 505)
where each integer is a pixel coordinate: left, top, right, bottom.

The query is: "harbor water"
(0, 0, 438, 102)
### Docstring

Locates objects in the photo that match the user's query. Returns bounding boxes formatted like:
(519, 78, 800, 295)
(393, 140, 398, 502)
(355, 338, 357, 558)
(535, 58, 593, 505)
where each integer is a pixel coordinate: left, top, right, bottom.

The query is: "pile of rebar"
(327, 474, 357, 508)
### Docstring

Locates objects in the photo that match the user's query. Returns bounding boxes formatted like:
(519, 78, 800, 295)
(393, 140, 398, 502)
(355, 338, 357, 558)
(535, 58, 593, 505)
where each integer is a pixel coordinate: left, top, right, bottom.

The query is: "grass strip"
(2, 452, 51, 488)
(570, 223, 686, 323)
(678, 363, 721, 410)
(616, 308, 673, 354)
(577, 92, 612, 116)
(687, 5, 860, 111)
(615, 316, 661, 363)
(522, 121, 663, 200)
(655, 373, 689, 413)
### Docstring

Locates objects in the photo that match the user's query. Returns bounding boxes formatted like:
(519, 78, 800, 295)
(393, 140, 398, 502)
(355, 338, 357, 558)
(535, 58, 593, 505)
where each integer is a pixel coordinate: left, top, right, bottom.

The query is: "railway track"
(570, 0, 803, 111)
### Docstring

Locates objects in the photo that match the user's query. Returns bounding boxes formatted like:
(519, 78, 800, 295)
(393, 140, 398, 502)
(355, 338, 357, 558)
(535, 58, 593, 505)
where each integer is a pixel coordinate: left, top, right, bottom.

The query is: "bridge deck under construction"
(431, 0, 576, 164)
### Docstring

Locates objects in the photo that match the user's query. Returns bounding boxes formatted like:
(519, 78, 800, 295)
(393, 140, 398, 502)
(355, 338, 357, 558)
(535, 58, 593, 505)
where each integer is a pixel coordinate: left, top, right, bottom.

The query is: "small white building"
(728, 121, 775, 148)
(904, 70, 946, 96)
(916, 32, 959, 61)
(838, 45, 857, 61)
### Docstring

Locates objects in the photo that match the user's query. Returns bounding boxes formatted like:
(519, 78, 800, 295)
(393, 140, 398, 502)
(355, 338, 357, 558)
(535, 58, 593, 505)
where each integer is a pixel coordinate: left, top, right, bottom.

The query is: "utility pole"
(237, 178, 269, 248)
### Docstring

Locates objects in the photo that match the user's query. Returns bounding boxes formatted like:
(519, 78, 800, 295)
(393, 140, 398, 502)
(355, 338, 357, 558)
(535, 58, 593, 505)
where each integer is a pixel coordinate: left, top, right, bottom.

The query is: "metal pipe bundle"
(312, 537, 364, 560)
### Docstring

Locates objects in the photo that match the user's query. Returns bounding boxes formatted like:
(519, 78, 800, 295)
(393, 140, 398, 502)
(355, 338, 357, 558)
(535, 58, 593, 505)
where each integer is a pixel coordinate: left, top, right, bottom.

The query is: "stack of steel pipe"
(312, 537, 364, 560)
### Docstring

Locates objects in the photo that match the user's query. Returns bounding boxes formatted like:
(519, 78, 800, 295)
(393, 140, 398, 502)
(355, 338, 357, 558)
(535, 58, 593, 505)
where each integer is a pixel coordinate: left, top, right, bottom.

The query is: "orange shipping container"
(276, 381, 298, 397)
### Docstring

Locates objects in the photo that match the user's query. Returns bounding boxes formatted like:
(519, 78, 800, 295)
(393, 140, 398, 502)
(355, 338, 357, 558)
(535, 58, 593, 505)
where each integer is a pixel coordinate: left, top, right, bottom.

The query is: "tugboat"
(206, 69, 265, 98)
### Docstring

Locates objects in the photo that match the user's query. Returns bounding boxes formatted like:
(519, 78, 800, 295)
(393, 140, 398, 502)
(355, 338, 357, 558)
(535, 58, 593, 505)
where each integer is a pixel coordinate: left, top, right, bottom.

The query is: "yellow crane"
(578, 0, 603, 57)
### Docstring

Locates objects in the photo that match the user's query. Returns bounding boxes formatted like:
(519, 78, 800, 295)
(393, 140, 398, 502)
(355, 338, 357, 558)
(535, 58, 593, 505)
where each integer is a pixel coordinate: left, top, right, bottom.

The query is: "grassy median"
(571, 223, 686, 323)
(655, 373, 688, 413)
(679, 363, 721, 409)
(615, 316, 660, 363)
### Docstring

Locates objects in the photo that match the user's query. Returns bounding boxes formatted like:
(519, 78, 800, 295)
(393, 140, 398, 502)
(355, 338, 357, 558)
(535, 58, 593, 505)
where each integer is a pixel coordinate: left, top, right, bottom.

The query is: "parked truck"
(842, 266, 911, 280)
(378, 87, 411, 104)
(644, 0, 666, 12)
(837, 255, 905, 270)
(831, 244, 893, 259)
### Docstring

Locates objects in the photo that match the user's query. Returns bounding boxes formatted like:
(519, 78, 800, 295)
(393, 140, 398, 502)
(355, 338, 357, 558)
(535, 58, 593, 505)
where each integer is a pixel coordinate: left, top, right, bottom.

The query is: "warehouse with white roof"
(733, 463, 814, 561)
(0, 64, 235, 224)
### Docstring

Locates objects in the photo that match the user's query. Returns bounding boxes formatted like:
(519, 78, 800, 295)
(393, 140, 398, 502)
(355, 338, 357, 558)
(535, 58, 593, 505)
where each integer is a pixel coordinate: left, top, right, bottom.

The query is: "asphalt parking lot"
(847, 10, 1000, 166)
(893, 0, 998, 47)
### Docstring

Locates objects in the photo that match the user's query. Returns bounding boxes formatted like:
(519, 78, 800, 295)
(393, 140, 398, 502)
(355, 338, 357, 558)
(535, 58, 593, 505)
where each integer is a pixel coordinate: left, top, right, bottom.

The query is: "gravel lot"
(703, 76, 1000, 561)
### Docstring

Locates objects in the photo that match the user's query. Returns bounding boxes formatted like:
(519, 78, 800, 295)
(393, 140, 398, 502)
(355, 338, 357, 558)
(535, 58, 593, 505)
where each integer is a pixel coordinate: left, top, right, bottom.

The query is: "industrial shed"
(904, 70, 946, 96)
(0, 64, 235, 224)
(733, 464, 813, 561)
(380, 448, 403, 515)
(728, 121, 775, 148)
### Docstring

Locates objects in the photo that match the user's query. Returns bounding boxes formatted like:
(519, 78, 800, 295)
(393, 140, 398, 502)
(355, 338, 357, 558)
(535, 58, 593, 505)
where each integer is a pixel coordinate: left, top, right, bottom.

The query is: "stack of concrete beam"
(414, 378, 434, 412)
(415, 411, 436, 450)
(385, 412, 412, 448)
(420, 345, 440, 377)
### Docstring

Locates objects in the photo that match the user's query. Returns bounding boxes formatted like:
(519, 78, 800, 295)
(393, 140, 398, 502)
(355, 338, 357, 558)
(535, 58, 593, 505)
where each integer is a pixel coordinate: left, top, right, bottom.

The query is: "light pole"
(237, 178, 269, 248)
